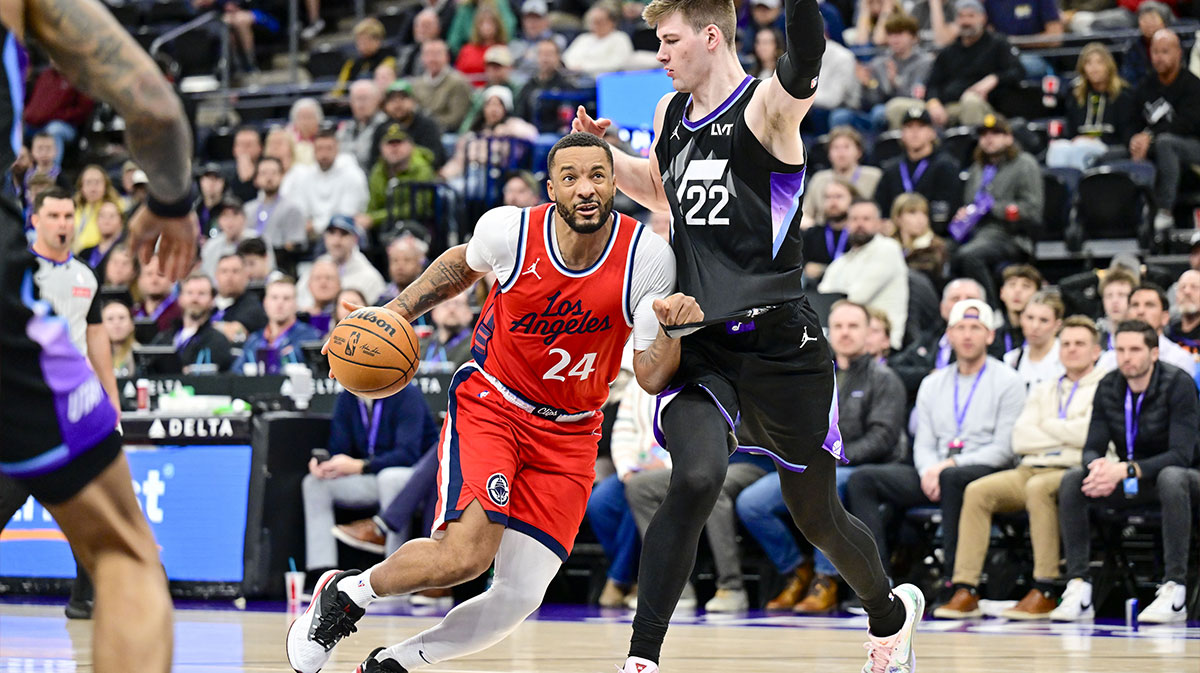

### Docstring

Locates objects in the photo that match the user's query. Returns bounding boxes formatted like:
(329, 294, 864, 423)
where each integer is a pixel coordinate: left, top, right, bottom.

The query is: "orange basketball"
(327, 307, 420, 399)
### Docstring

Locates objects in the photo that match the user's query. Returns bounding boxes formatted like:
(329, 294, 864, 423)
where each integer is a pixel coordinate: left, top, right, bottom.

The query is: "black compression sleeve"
(775, 0, 826, 99)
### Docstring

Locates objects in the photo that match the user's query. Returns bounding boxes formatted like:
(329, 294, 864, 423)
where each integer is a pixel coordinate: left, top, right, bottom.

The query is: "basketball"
(326, 307, 420, 399)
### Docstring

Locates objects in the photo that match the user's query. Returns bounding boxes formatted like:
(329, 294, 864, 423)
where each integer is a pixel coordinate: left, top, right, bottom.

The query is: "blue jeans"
(586, 473, 640, 585)
(736, 467, 856, 577)
(26, 120, 76, 168)
(828, 105, 889, 134)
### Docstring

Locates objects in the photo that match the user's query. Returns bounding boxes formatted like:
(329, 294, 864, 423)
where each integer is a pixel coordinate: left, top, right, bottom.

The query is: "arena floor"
(1, 598, 1196, 672)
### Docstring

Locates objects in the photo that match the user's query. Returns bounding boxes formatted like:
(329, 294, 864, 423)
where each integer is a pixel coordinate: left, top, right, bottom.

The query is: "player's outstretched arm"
(633, 293, 703, 394)
(383, 245, 485, 323)
(749, 0, 824, 134)
(17, 0, 197, 278)
(572, 97, 672, 213)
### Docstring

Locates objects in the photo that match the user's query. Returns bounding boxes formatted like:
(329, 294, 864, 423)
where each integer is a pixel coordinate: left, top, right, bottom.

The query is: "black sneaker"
(64, 599, 93, 620)
(285, 569, 366, 673)
(355, 647, 408, 672)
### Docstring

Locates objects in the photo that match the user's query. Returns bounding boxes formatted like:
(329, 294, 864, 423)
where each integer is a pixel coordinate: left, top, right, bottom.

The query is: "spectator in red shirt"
(23, 65, 93, 167)
(455, 6, 507, 79)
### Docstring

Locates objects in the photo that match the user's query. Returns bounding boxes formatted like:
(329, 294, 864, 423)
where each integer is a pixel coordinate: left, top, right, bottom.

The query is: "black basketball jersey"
(0, 26, 22, 173)
(655, 76, 807, 321)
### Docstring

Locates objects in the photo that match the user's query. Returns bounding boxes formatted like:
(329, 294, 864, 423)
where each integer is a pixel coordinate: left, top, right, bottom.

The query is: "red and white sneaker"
(619, 656, 659, 673)
(861, 584, 925, 673)
(285, 569, 365, 673)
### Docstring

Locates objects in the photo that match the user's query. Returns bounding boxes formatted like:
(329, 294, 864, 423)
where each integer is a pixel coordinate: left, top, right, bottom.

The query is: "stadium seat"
(1040, 167, 1079, 242)
(940, 126, 976, 169)
(1074, 166, 1152, 246)
(870, 130, 902, 166)
(306, 43, 346, 81)
(203, 126, 236, 162)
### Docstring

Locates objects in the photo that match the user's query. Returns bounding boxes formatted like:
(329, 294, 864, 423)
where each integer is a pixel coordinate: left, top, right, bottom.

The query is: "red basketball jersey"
(471, 203, 643, 414)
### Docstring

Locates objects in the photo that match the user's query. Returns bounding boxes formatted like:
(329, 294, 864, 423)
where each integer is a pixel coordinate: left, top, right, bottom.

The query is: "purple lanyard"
(953, 362, 987, 436)
(935, 335, 951, 369)
(1124, 388, 1144, 461)
(899, 159, 929, 193)
(1057, 375, 1079, 419)
(212, 306, 227, 322)
(850, 165, 862, 184)
(138, 286, 179, 322)
(825, 225, 850, 260)
(358, 400, 384, 457)
(973, 165, 999, 207)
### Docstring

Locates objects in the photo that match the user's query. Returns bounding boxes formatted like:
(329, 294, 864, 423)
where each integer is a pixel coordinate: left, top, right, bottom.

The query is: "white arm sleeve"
(628, 231, 677, 351)
(464, 206, 524, 285)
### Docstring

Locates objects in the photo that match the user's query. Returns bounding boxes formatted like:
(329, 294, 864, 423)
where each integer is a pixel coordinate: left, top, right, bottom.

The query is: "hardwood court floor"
(1, 600, 1197, 672)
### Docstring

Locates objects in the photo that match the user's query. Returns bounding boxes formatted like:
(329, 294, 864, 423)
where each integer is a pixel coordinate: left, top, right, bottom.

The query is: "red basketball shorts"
(432, 364, 600, 561)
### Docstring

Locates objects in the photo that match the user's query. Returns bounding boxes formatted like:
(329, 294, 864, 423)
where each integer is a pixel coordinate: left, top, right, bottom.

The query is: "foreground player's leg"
(286, 500, 503, 673)
(626, 390, 733, 669)
(357, 528, 561, 672)
(778, 461, 923, 672)
(46, 453, 173, 673)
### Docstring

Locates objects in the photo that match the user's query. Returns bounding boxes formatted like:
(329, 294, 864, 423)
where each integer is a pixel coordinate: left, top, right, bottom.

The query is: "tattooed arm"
(383, 245, 485, 322)
(18, 0, 191, 201)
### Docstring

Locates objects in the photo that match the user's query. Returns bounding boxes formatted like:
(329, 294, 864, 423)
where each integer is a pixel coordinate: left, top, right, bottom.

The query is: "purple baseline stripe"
(736, 445, 809, 473)
(824, 377, 848, 464)
(681, 76, 754, 131)
(653, 384, 736, 450)
(770, 168, 807, 260)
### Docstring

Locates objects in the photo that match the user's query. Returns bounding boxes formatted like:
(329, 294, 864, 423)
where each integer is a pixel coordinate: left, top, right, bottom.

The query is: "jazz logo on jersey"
(522, 258, 542, 280)
(510, 290, 613, 346)
(710, 123, 732, 136)
(487, 472, 510, 507)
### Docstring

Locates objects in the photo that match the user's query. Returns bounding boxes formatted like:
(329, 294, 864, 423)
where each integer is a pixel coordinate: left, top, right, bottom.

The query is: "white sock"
(337, 566, 378, 608)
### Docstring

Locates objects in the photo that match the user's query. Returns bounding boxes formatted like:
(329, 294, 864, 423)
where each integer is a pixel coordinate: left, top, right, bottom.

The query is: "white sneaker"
(704, 588, 749, 613)
(1154, 209, 1175, 231)
(1139, 582, 1188, 624)
(285, 569, 366, 673)
(620, 656, 659, 673)
(626, 583, 696, 611)
(860, 583, 924, 673)
(1049, 578, 1095, 622)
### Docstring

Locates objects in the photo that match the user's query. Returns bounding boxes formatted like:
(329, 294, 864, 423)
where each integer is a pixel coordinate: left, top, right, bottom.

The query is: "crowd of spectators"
(12, 0, 1200, 622)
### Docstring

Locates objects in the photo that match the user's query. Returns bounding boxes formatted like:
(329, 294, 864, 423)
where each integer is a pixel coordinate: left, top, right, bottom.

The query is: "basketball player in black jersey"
(575, 0, 925, 670)
(0, 0, 197, 670)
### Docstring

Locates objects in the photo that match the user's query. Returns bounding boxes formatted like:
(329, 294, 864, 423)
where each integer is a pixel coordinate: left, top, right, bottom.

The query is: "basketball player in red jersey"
(287, 132, 695, 673)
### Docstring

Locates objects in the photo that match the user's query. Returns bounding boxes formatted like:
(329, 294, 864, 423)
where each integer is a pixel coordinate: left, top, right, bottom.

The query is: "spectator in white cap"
(296, 214, 386, 311)
(563, 3, 634, 75)
(442, 85, 538, 181)
(511, 0, 567, 77)
(847, 298, 1024, 587)
(459, 45, 519, 133)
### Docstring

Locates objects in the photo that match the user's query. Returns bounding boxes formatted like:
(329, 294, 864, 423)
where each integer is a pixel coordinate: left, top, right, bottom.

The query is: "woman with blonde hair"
(102, 299, 140, 378)
(890, 192, 947, 286)
(72, 164, 123, 254)
(1046, 43, 1134, 171)
(455, 6, 508, 77)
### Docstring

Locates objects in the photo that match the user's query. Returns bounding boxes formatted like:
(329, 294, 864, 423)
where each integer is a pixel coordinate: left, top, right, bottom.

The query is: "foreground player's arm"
(634, 294, 703, 395)
(383, 245, 485, 322)
(746, 0, 825, 149)
(14, 0, 196, 278)
(572, 97, 672, 213)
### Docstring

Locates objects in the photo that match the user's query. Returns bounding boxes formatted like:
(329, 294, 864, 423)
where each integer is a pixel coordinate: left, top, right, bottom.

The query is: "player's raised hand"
(127, 206, 199, 281)
(572, 105, 612, 138)
(653, 293, 703, 328)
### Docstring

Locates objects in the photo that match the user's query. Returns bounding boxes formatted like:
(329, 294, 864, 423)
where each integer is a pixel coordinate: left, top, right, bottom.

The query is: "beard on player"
(558, 193, 615, 235)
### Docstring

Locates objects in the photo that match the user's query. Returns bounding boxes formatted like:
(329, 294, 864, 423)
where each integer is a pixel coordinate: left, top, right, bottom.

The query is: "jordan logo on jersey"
(509, 289, 613, 346)
(799, 326, 817, 350)
(522, 258, 542, 280)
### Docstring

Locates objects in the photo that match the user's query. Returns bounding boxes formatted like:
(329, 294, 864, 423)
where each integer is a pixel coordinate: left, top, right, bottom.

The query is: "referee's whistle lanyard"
(358, 400, 384, 458)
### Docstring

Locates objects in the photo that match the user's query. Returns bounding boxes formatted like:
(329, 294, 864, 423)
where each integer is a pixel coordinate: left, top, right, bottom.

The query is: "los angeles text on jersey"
(509, 289, 613, 346)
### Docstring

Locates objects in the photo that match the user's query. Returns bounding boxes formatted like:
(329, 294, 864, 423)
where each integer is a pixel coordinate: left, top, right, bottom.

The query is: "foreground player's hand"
(653, 293, 703, 329)
(572, 105, 612, 138)
(127, 206, 199, 281)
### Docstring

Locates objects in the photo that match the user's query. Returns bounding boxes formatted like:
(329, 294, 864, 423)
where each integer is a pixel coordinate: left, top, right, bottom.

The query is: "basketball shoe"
(1049, 578, 1094, 622)
(1138, 581, 1188, 624)
(286, 569, 366, 673)
(860, 583, 924, 673)
(355, 647, 408, 672)
(620, 656, 659, 673)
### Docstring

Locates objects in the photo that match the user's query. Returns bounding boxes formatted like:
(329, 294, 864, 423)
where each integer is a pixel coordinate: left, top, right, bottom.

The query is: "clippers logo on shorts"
(486, 472, 510, 506)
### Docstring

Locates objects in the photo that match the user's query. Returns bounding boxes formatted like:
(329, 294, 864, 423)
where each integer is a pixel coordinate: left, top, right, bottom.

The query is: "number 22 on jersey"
(678, 159, 730, 226)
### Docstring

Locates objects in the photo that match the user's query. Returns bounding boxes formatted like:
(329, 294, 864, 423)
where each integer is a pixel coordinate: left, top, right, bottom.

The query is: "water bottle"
(284, 363, 315, 411)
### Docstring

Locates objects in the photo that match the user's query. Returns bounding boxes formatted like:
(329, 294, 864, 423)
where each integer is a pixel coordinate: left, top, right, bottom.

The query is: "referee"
(29, 186, 120, 416)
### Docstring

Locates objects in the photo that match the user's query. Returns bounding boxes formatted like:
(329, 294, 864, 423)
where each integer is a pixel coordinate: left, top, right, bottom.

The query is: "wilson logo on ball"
(351, 309, 398, 338)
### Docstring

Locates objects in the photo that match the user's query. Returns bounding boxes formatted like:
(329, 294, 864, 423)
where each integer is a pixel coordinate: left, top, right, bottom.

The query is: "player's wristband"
(147, 185, 198, 219)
